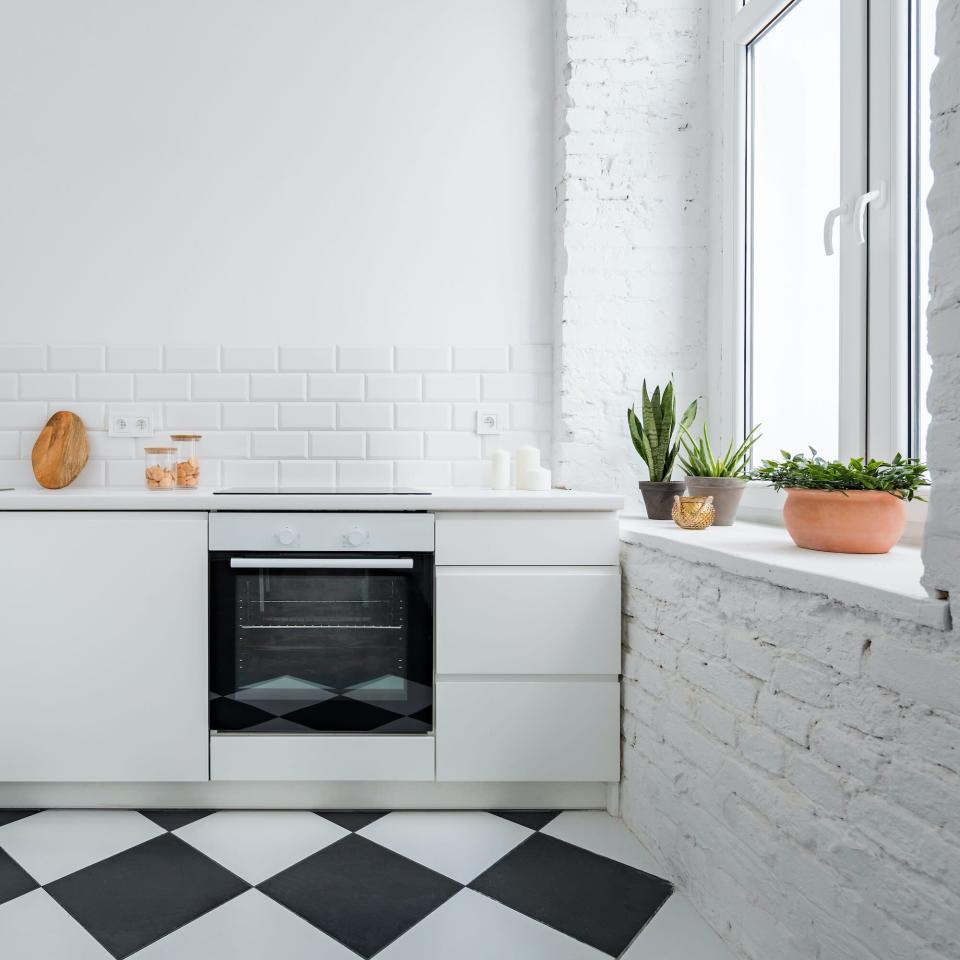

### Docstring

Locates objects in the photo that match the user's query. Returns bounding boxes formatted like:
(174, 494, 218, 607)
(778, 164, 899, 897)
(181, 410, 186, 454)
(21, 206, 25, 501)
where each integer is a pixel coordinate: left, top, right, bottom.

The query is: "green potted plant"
(627, 380, 697, 520)
(678, 423, 762, 526)
(753, 450, 929, 554)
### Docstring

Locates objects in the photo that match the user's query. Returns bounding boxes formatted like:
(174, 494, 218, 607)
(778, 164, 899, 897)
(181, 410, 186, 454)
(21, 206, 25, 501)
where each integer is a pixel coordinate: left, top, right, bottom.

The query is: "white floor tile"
(0, 889, 112, 960)
(173, 811, 348, 884)
(0, 810, 164, 885)
(357, 811, 532, 884)
(377, 888, 606, 960)
(129, 889, 356, 959)
(541, 812, 665, 875)
(622, 893, 737, 960)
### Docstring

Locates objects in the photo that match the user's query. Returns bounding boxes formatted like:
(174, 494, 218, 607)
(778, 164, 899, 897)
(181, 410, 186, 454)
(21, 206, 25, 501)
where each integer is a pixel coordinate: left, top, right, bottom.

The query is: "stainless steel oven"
(208, 513, 434, 734)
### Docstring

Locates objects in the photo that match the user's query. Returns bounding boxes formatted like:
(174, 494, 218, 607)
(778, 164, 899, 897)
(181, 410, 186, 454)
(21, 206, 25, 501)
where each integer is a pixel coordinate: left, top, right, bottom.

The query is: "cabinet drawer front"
(437, 567, 620, 675)
(435, 512, 619, 566)
(210, 735, 435, 781)
(435, 681, 620, 782)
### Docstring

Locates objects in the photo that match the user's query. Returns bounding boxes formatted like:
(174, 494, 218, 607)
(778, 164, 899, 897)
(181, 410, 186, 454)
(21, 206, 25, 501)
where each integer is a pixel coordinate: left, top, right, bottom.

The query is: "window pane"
(748, 0, 842, 462)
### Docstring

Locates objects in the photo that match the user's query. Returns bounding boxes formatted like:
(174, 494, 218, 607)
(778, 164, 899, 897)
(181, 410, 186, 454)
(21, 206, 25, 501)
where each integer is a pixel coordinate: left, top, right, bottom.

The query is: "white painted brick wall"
(922, 1, 960, 620)
(553, 0, 710, 506)
(0, 343, 552, 489)
(621, 539, 960, 960)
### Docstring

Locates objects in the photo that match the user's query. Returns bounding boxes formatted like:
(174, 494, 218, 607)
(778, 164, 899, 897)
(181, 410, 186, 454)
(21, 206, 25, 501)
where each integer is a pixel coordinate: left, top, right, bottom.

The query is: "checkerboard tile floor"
(0, 808, 735, 959)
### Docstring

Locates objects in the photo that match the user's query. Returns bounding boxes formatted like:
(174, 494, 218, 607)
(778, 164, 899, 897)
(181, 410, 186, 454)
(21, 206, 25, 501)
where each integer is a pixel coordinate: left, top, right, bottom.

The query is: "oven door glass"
(209, 553, 433, 733)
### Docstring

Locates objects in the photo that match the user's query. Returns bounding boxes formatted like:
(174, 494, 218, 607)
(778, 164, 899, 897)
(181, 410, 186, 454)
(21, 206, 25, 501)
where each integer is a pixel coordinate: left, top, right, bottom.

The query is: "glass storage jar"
(170, 433, 202, 488)
(144, 447, 177, 490)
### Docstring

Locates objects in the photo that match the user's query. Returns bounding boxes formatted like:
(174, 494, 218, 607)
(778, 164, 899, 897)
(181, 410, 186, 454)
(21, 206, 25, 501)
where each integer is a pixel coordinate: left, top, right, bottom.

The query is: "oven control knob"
(276, 525, 298, 546)
(345, 526, 369, 547)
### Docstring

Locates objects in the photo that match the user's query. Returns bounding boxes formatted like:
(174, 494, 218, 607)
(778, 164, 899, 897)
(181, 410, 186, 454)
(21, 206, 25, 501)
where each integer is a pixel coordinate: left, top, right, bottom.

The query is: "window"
(720, 0, 937, 471)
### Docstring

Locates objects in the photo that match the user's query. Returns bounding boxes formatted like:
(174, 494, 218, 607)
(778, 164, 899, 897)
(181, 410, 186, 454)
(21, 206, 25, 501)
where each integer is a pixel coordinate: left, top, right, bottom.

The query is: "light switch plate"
(108, 406, 158, 438)
(476, 407, 502, 435)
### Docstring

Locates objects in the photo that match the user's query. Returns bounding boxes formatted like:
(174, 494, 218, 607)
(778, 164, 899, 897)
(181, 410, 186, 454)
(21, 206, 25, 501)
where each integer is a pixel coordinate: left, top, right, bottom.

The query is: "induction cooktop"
(213, 486, 431, 495)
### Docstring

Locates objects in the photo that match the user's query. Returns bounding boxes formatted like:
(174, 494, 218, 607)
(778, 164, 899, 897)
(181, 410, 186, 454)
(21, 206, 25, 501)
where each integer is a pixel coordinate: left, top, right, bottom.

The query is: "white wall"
(0, 0, 553, 346)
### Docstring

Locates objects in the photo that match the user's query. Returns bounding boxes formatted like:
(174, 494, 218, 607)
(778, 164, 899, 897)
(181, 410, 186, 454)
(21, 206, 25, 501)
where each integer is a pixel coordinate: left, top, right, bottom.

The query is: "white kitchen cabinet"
(435, 680, 620, 782)
(0, 512, 208, 782)
(435, 511, 619, 566)
(436, 566, 621, 676)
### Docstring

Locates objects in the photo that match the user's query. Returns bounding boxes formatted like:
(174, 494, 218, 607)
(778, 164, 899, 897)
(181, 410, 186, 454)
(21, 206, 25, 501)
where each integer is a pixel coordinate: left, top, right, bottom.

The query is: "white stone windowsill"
(619, 517, 952, 632)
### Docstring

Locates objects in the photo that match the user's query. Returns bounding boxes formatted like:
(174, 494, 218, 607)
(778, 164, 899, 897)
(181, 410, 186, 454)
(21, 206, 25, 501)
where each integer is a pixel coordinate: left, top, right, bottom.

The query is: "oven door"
(209, 553, 433, 734)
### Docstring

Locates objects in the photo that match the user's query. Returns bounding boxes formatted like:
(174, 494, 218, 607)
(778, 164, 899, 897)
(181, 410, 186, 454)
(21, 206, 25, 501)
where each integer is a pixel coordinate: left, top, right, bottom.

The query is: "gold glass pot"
(672, 494, 716, 530)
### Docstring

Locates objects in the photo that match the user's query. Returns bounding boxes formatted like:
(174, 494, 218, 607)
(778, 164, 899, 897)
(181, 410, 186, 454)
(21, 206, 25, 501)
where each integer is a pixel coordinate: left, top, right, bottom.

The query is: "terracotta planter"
(639, 480, 686, 520)
(782, 488, 907, 554)
(684, 476, 748, 526)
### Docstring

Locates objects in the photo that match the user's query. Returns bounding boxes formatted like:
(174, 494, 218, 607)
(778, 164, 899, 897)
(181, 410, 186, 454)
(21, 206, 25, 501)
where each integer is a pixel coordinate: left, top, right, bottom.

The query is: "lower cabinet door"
(435, 681, 620, 782)
(0, 512, 209, 782)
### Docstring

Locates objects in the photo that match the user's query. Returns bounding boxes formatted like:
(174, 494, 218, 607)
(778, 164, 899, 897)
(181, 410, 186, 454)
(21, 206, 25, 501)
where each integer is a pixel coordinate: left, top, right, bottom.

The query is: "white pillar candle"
(489, 449, 510, 490)
(523, 466, 552, 491)
(515, 445, 540, 489)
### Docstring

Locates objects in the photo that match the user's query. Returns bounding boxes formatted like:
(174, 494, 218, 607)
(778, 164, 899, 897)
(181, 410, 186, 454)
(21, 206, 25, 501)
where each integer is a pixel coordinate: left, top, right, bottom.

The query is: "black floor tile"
(491, 809, 562, 831)
(138, 809, 214, 831)
(0, 809, 39, 828)
(259, 833, 461, 958)
(45, 833, 249, 959)
(315, 810, 388, 832)
(0, 847, 38, 906)
(470, 833, 673, 957)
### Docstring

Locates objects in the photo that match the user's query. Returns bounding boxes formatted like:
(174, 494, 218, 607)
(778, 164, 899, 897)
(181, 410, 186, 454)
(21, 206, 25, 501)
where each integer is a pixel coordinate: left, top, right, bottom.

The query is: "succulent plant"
(679, 423, 762, 478)
(627, 380, 697, 483)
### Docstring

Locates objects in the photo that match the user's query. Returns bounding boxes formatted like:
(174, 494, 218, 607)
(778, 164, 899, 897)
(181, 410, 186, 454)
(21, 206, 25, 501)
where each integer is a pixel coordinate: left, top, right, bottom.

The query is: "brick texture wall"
(552, 0, 710, 504)
(620, 540, 960, 960)
(922, 0, 960, 614)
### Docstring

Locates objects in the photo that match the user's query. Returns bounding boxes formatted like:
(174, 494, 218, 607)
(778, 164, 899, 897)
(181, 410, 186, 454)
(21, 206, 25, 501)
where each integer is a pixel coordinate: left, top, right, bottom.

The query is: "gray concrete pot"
(684, 476, 748, 526)
(639, 480, 687, 520)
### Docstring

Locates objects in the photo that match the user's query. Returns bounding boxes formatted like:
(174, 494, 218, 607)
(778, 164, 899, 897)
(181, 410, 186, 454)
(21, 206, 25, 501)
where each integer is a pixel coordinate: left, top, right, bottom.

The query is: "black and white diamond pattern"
(0, 808, 731, 959)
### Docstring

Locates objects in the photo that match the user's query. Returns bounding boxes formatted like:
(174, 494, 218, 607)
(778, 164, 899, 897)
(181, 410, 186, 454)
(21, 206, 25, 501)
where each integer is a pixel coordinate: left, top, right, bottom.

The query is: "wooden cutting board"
(32, 411, 89, 489)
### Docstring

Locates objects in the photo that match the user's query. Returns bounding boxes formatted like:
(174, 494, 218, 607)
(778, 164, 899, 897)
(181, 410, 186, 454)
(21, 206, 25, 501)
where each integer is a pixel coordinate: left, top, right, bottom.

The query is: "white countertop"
(0, 486, 623, 512)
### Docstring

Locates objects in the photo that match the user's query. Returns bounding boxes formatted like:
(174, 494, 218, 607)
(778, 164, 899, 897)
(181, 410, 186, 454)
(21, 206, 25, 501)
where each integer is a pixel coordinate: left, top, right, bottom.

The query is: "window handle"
(854, 182, 887, 244)
(822, 203, 848, 257)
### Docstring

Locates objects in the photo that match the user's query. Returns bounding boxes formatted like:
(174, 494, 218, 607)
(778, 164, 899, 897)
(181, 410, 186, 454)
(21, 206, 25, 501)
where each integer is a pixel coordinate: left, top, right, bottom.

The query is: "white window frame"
(713, 0, 928, 540)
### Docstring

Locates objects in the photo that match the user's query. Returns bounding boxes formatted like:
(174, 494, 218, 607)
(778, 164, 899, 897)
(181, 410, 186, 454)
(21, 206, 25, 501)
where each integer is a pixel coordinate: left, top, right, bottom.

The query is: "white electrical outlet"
(108, 407, 157, 438)
(476, 407, 502, 435)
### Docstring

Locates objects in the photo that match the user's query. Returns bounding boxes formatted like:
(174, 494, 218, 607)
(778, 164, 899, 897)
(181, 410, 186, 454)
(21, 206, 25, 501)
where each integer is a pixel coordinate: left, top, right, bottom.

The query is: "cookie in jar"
(144, 447, 177, 490)
(170, 433, 202, 488)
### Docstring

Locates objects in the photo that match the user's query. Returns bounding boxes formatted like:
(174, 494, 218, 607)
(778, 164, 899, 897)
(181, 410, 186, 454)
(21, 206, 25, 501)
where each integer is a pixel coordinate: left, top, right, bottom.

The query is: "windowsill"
(619, 517, 951, 631)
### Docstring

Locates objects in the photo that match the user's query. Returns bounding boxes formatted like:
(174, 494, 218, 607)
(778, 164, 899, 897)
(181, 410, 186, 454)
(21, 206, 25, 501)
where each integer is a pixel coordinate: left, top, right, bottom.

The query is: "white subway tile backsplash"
(279, 459, 337, 486)
(367, 431, 422, 460)
(481, 373, 539, 401)
(510, 402, 552, 431)
(0, 432, 19, 458)
(337, 460, 393, 486)
(222, 404, 277, 430)
(136, 374, 191, 401)
(366, 374, 421, 401)
(0, 374, 16, 400)
(310, 432, 365, 459)
(423, 374, 481, 401)
(72, 460, 106, 487)
(222, 346, 278, 371)
(77, 374, 133, 401)
(511, 344, 553, 372)
(425, 432, 481, 459)
(164, 403, 221, 430)
(395, 403, 453, 431)
(253, 432, 307, 459)
(250, 374, 306, 401)
(279, 404, 336, 430)
(452, 402, 508, 432)
(198, 432, 251, 459)
(20, 373, 75, 400)
(223, 460, 278, 487)
(107, 460, 148, 487)
(0, 345, 45, 371)
(396, 460, 452, 488)
(64, 403, 107, 430)
(0, 403, 48, 429)
(165, 345, 220, 371)
(108, 346, 163, 371)
(308, 374, 364, 401)
(48, 345, 105, 371)
(453, 346, 510, 372)
(192, 374, 250, 401)
(453, 459, 488, 487)
(395, 346, 451, 372)
(279, 347, 336, 372)
(338, 346, 393, 372)
(0, 459, 37, 486)
(86, 433, 136, 459)
(338, 403, 393, 430)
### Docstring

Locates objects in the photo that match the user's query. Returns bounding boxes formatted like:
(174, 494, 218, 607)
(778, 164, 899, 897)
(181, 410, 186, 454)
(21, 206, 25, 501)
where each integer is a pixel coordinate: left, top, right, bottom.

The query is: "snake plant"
(627, 380, 697, 483)
(679, 423, 762, 478)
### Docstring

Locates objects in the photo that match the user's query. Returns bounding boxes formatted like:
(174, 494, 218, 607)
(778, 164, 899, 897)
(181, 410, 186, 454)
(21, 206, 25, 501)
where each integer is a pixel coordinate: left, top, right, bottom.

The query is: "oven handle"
(229, 557, 415, 570)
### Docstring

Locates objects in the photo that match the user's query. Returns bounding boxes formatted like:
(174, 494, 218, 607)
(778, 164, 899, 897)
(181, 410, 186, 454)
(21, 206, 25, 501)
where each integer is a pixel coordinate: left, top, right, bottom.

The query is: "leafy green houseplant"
(753, 450, 929, 554)
(627, 380, 697, 519)
(676, 423, 762, 526)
